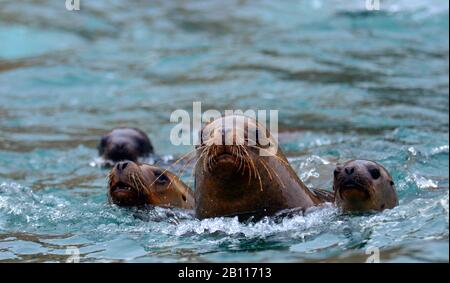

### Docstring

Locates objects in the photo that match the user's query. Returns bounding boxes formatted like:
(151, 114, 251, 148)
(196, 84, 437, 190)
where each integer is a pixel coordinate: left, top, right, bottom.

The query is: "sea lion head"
(333, 160, 398, 212)
(108, 161, 194, 209)
(98, 128, 153, 163)
(194, 115, 318, 219)
(197, 114, 279, 177)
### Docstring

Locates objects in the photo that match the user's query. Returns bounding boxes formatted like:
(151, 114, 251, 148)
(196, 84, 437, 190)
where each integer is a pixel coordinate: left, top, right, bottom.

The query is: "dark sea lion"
(194, 115, 324, 220)
(108, 161, 194, 209)
(98, 128, 154, 164)
(333, 160, 398, 212)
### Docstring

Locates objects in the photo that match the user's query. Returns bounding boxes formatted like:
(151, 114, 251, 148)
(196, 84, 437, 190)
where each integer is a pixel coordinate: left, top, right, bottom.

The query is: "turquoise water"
(0, 0, 448, 262)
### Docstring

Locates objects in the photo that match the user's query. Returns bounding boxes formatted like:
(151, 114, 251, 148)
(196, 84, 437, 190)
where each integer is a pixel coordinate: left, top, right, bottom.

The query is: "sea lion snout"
(334, 165, 371, 202)
(344, 166, 355, 175)
(115, 160, 130, 172)
(108, 161, 145, 206)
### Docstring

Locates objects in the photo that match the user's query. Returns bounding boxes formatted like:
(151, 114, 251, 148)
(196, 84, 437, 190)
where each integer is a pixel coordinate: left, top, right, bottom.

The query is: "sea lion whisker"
(247, 145, 291, 167)
(242, 146, 258, 181)
(128, 172, 137, 192)
(131, 173, 143, 194)
(233, 146, 242, 174)
(260, 158, 286, 188)
(257, 167, 263, 192)
(136, 173, 148, 194)
(167, 173, 177, 190)
(241, 146, 250, 172)
(239, 147, 254, 186)
(259, 158, 273, 181)
(177, 154, 201, 187)
(237, 146, 246, 175)
(150, 149, 195, 187)
(174, 152, 196, 176)
(209, 147, 217, 172)
(173, 154, 198, 187)
(163, 149, 198, 173)
(206, 147, 213, 172)
(132, 174, 141, 194)
(232, 146, 240, 171)
(203, 147, 211, 172)
(246, 154, 252, 184)
(254, 154, 285, 188)
(242, 146, 263, 191)
(191, 149, 209, 181)
(270, 163, 286, 188)
(196, 146, 212, 174)
(150, 149, 199, 187)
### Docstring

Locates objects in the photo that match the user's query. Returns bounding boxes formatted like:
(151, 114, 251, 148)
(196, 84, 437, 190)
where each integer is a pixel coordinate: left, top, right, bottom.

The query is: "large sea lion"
(98, 128, 154, 164)
(333, 160, 398, 212)
(108, 161, 194, 209)
(194, 115, 324, 220)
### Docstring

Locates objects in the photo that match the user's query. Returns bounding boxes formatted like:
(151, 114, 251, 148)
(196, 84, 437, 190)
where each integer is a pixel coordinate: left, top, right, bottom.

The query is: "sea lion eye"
(390, 180, 395, 186)
(369, 168, 381, 179)
(154, 170, 168, 184)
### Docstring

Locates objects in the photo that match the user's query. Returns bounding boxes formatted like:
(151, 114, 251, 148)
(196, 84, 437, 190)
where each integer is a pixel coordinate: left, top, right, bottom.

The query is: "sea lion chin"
(333, 159, 398, 212)
(194, 115, 324, 220)
(108, 161, 194, 209)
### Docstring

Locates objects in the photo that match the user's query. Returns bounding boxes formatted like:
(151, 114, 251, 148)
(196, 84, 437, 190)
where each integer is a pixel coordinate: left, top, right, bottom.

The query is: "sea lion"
(108, 161, 194, 209)
(194, 115, 324, 220)
(98, 128, 154, 164)
(333, 160, 398, 212)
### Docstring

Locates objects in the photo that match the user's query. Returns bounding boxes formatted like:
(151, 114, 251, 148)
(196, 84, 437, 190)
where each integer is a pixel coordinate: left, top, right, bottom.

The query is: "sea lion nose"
(214, 128, 229, 145)
(220, 128, 227, 144)
(114, 142, 126, 150)
(344, 166, 355, 175)
(116, 161, 129, 172)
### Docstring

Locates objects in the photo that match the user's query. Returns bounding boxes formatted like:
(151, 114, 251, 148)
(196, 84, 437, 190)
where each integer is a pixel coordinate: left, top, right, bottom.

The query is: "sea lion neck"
(199, 161, 257, 197)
